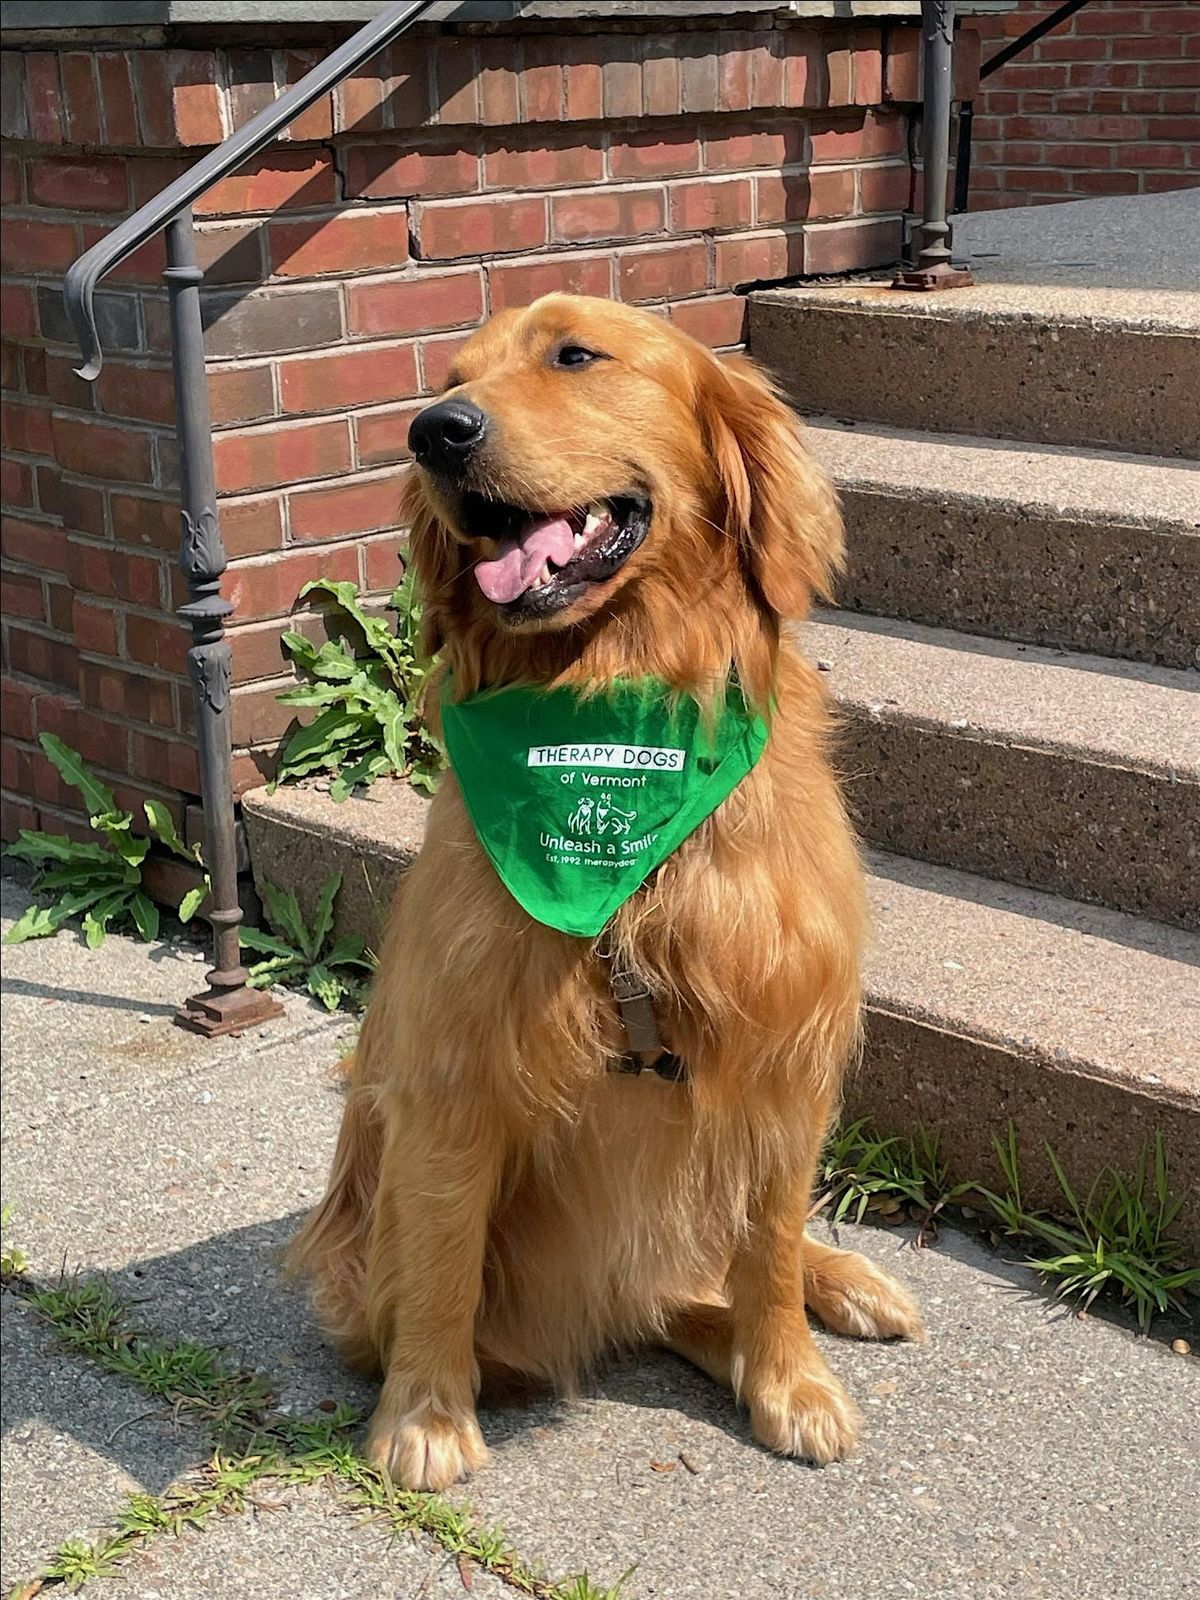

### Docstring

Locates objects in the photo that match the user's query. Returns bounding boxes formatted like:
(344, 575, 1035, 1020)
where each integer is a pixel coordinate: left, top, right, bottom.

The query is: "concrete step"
(238, 783, 1200, 1257)
(799, 612, 1199, 931)
(858, 850, 1200, 1254)
(805, 418, 1200, 671)
(748, 282, 1200, 458)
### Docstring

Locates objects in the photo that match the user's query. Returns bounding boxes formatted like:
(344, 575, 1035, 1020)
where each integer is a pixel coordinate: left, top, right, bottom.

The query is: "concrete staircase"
(746, 279, 1199, 1237)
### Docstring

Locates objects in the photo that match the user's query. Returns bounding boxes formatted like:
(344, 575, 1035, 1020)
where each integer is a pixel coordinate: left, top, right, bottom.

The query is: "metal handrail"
(953, 0, 1093, 214)
(58, 0, 485, 1036)
(64, 0, 438, 380)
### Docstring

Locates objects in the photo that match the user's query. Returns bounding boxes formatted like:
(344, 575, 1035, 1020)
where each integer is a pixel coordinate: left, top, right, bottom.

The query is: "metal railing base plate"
(176, 985, 285, 1038)
(891, 264, 975, 291)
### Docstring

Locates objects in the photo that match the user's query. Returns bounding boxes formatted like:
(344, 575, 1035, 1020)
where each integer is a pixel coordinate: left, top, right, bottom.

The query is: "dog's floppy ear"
(696, 351, 843, 619)
(401, 471, 460, 658)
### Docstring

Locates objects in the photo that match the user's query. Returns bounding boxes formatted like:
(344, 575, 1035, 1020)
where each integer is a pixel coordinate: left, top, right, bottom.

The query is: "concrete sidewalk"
(1, 874, 1197, 1600)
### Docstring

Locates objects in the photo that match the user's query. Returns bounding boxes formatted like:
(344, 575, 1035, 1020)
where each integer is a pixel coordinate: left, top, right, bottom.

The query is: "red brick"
(22, 348, 50, 402)
(487, 253, 613, 313)
(1140, 61, 1200, 85)
(1068, 170, 1141, 195)
(1, 342, 19, 392)
(225, 48, 275, 133)
(414, 196, 547, 260)
(803, 217, 901, 275)
(1, 459, 35, 509)
(610, 130, 701, 180)
(67, 540, 164, 607)
(288, 475, 406, 543)
(714, 230, 802, 287)
(52, 417, 153, 484)
(563, 38, 604, 121)
(31, 154, 128, 213)
(824, 40, 854, 109)
(682, 39, 721, 114)
(208, 364, 275, 427)
(619, 240, 709, 303)
(343, 141, 480, 201)
(95, 363, 176, 426)
(435, 38, 481, 125)
(602, 41, 643, 119)
(756, 167, 857, 224)
(0, 287, 36, 341)
(26, 53, 64, 143)
(523, 37, 564, 122)
(5, 627, 76, 690)
(213, 418, 352, 492)
(198, 152, 336, 217)
(859, 162, 912, 213)
(46, 581, 75, 635)
(225, 544, 360, 619)
(0, 218, 77, 275)
(79, 659, 176, 724)
(73, 598, 121, 656)
(642, 46, 682, 118)
(356, 401, 426, 467)
(59, 53, 102, 146)
(280, 344, 419, 416)
(750, 35, 785, 107)
(1042, 143, 1113, 169)
(485, 133, 605, 190)
(552, 186, 665, 244)
(0, 797, 39, 844)
(703, 122, 804, 172)
(883, 28, 920, 102)
(336, 62, 389, 136)
(362, 531, 407, 592)
(1118, 142, 1187, 168)
(125, 613, 189, 674)
(59, 480, 106, 540)
(670, 177, 753, 233)
(347, 269, 485, 338)
(479, 38, 521, 126)
(718, 38, 755, 113)
(668, 295, 746, 349)
(109, 492, 175, 552)
(278, 49, 334, 142)
(0, 153, 18, 208)
(269, 210, 409, 278)
(218, 495, 286, 559)
(2, 678, 37, 743)
(853, 29, 884, 105)
(811, 111, 905, 163)
(35, 464, 60, 519)
(417, 333, 471, 393)
(2, 402, 54, 458)
(1, 571, 45, 621)
(94, 51, 139, 146)
(129, 731, 200, 795)
(171, 49, 226, 144)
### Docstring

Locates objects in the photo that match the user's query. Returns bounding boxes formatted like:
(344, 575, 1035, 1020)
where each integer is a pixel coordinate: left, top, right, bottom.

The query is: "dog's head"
(404, 295, 842, 696)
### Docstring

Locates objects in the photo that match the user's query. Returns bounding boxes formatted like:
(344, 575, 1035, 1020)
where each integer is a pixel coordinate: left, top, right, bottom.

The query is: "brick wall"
(967, 0, 1200, 207)
(0, 17, 967, 852)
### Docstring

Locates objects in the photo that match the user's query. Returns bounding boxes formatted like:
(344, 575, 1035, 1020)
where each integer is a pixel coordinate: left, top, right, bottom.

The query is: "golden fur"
(289, 295, 923, 1490)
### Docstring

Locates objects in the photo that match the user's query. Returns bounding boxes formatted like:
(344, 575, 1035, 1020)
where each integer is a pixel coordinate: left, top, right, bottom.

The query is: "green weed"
(240, 870, 375, 1011)
(274, 570, 444, 801)
(4, 735, 207, 948)
(816, 1118, 973, 1241)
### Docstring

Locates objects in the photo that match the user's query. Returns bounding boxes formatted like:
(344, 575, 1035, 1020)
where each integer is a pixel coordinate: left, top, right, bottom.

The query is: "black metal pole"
(166, 210, 282, 1038)
(893, 0, 974, 290)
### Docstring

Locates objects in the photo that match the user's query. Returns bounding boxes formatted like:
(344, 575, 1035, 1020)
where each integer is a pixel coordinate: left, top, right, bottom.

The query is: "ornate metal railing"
(60, 0, 965, 1036)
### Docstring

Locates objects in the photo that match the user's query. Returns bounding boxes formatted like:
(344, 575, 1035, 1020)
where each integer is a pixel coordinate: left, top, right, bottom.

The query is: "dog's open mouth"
(461, 493, 652, 619)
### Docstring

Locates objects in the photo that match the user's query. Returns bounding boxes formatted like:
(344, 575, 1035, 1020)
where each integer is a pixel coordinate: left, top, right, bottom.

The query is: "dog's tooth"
(539, 562, 551, 587)
(583, 511, 602, 537)
(573, 531, 585, 551)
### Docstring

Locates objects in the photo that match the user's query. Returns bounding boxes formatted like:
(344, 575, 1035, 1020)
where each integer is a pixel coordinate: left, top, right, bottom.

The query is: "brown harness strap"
(597, 932, 687, 1083)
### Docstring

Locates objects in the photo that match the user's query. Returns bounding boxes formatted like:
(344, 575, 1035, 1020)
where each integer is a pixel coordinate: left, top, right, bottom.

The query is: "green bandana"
(440, 678, 768, 938)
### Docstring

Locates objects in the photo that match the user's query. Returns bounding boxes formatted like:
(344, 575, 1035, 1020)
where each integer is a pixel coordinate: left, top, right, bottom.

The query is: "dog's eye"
(553, 344, 603, 369)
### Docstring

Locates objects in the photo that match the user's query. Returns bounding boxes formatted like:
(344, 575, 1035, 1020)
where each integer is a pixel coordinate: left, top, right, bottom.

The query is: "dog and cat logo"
(566, 793, 638, 837)
(527, 740, 686, 867)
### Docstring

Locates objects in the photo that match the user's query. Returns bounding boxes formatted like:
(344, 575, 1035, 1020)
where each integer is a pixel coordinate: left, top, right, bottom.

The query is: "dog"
(289, 294, 923, 1491)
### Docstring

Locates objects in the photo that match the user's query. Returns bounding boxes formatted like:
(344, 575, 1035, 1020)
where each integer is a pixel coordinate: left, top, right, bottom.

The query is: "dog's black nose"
(408, 399, 488, 476)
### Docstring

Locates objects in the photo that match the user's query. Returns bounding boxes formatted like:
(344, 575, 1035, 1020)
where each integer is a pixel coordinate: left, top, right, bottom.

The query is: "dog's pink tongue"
(475, 517, 575, 603)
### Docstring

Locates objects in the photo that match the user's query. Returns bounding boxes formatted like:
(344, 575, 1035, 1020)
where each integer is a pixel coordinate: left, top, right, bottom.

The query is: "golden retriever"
(289, 294, 923, 1491)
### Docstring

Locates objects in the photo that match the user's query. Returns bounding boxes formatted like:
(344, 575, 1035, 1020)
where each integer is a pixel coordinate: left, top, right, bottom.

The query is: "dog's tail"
(285, 1049, 384, 1372)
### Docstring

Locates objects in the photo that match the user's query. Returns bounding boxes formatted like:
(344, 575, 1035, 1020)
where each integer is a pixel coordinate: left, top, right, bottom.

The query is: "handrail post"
(166, 209, 282, 1037)
(893, 0, 974, 291)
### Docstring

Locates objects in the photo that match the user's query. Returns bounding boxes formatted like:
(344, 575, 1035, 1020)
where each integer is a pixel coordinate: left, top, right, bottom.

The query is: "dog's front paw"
(806, 1250, 927, 1343)
(366, 1402, 488, 1491)
(747, 1370, 861, 1465)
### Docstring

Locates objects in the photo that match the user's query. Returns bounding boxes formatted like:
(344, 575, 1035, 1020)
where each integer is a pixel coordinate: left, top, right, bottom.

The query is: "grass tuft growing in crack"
(9, 1271, 631, 1599)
